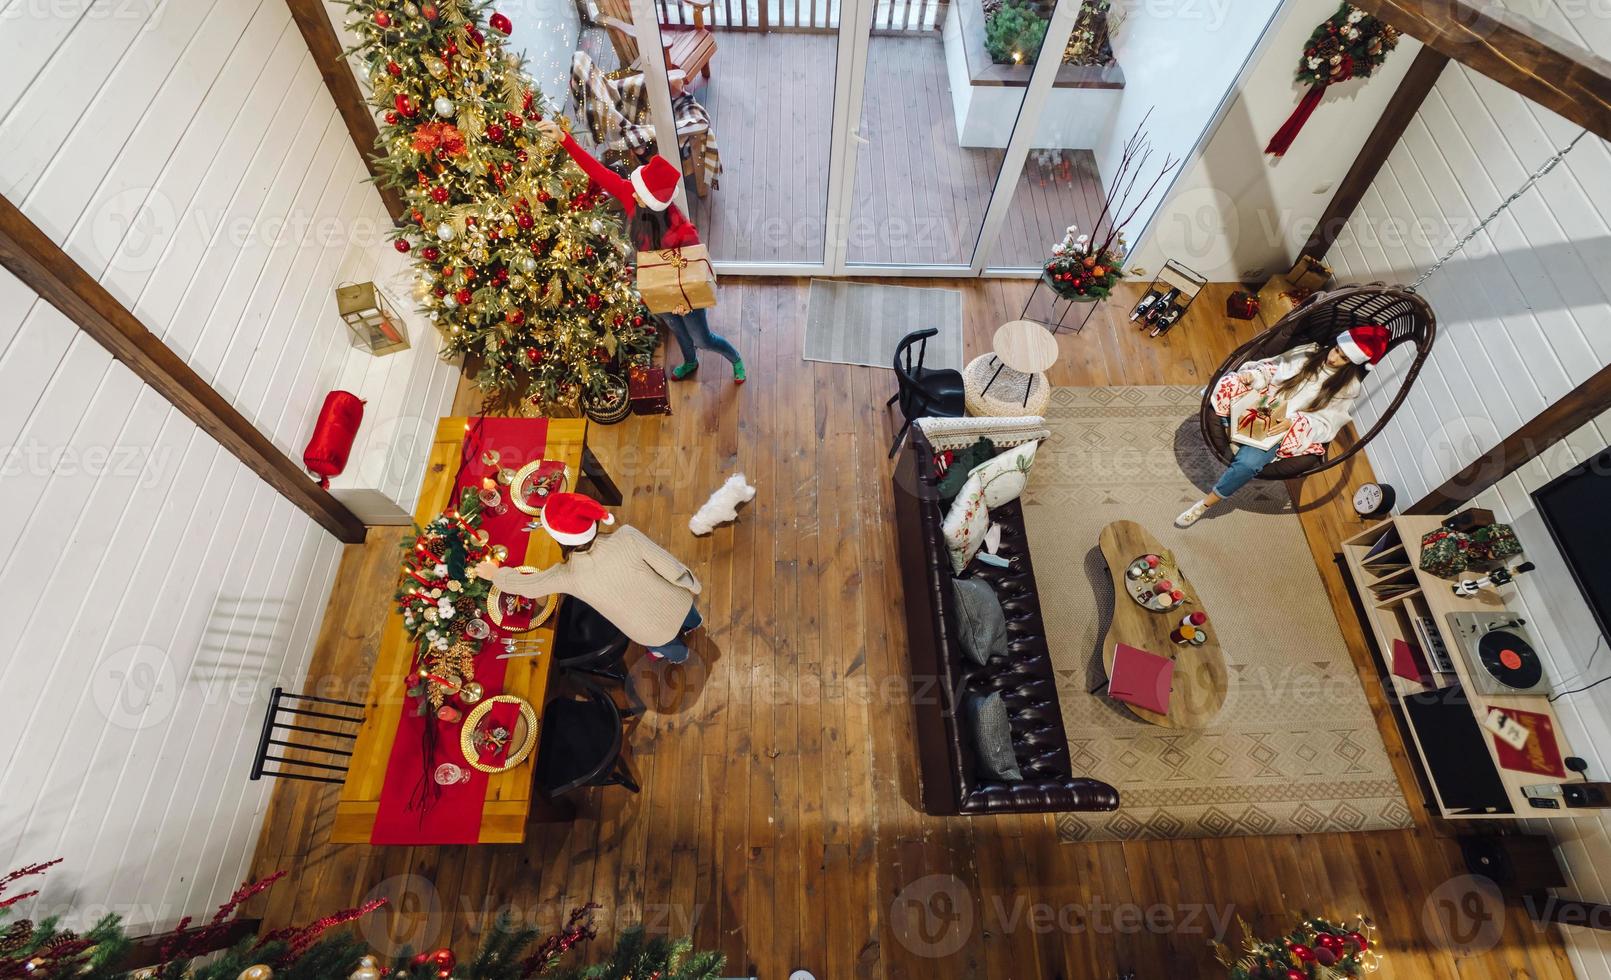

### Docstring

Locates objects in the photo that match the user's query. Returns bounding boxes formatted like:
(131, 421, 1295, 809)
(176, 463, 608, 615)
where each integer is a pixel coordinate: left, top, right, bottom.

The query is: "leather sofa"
(893, 427, 1120, 816)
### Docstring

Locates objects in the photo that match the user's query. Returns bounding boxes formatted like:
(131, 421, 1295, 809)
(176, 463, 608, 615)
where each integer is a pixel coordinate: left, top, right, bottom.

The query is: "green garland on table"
(1213, 914, 1382, 979)
(396, 486, 496, 659)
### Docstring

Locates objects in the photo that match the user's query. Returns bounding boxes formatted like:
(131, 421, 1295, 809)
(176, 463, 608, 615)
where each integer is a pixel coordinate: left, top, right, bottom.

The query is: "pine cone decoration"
(0, 919, 33, 954)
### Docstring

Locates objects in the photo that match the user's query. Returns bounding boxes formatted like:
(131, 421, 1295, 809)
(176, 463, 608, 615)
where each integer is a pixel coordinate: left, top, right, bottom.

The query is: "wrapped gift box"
(637, 244, 717, 314)
(628, 365, 671, 415)
(1226, 290, 1260, 320)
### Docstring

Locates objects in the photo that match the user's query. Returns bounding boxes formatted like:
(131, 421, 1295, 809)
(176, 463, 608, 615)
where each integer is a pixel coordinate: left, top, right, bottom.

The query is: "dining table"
(330, 415, 620, 845)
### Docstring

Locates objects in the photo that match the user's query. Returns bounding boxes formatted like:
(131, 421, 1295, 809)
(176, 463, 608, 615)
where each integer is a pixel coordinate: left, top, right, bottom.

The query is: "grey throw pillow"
(968, 691, 1023, 782)
(953, 577, 1008, 665)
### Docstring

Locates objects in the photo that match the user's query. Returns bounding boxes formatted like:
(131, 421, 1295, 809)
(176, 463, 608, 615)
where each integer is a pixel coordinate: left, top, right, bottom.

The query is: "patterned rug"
(1018, 385, 1412, 843)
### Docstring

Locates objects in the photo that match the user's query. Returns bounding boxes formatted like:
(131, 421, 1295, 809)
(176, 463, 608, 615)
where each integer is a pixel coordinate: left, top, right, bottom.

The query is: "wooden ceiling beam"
(1351, 0, 1611, 142)
(0, 195, 367, 545)
(284, 0, 406, 224)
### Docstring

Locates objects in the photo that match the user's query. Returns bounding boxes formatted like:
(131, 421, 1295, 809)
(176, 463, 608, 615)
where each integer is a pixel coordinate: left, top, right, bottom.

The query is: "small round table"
(980, 320, 1059, 408)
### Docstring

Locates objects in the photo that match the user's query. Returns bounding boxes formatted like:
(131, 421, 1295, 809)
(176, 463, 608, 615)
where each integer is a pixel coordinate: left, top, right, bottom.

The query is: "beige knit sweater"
(478, 525, 701, 646)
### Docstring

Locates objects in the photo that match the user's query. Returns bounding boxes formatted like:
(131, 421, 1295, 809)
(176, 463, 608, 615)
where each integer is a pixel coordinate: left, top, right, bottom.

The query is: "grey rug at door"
(802, 279, 964, 371)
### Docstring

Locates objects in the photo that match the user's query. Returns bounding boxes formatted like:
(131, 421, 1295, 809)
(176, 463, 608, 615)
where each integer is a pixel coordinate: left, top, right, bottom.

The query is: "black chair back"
(536, 677, 639, 795)
(248, 687, 365, 785)
(893, 328, 940, 419)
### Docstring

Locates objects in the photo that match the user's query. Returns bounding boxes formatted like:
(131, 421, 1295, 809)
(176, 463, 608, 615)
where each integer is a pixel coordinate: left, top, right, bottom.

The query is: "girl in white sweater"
(1176, 324, 1389, 528)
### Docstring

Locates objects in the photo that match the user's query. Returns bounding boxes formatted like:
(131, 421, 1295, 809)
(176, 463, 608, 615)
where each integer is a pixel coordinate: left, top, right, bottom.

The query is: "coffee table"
(1097, 520, 1228, 728)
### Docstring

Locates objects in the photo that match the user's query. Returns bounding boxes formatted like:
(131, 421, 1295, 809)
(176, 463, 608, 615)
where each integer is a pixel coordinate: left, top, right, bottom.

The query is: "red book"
(1109, 643, 1174, 715)
(1390, 638, 1432, 683)
(1493, 707, 1566, 778)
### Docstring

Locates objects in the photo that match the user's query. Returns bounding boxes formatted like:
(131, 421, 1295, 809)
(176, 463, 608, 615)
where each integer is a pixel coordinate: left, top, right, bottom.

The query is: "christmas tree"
(1, 863, 722, 980)
(343, 0, 657, 408)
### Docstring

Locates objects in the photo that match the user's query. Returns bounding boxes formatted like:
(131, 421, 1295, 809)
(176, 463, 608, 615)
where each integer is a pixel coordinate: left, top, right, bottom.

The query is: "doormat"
(802, 279, 964, 371)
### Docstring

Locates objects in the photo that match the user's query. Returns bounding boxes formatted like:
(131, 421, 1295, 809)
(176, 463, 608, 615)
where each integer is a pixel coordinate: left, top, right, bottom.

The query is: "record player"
(1445, 612, 1553, 696)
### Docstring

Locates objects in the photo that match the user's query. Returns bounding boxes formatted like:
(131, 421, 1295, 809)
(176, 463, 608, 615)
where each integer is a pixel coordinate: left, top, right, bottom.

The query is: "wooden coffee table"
(1098, 520, 1228, 728)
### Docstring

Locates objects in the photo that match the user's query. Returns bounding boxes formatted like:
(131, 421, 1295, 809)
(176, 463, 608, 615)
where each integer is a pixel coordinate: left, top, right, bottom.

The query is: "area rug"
(802, 279, 963, 371)
(1017, 384, 1412, 843)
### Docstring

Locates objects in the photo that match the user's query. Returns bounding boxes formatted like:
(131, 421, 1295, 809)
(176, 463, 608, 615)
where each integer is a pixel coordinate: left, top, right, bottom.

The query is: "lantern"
(336, 282, 411, 355)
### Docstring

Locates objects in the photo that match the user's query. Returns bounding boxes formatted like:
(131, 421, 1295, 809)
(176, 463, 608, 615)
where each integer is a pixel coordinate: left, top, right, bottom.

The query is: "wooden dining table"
(331, 416, 619, 845)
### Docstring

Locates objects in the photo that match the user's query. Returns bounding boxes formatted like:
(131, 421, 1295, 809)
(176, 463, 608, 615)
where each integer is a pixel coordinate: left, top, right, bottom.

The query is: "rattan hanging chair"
(1199, 283, 1437, 481)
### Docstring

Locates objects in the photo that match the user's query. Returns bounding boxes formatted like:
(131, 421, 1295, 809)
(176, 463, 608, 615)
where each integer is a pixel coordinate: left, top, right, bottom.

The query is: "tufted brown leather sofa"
(893, 427, 1120, 816)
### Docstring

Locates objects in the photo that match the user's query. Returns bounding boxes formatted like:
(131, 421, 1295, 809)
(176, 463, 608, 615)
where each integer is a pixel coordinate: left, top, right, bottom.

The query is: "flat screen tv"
(1532, 446, 1611, 643)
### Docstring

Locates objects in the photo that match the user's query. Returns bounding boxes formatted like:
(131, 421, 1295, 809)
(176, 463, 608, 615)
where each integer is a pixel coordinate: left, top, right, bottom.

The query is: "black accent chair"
(536, 676, 641, 795)
(888, 328, 965, 458)
(248, 688, 365, 785)
(553, 598, 643, 717)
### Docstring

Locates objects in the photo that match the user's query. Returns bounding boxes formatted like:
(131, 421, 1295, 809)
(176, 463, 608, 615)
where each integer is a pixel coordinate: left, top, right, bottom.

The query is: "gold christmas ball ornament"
(237, 966, 274, 980)
(350, 955, 383, 980)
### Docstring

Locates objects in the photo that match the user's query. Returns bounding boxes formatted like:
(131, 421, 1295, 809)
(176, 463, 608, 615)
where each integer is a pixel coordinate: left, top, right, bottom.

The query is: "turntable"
(1445, 612, 1553, 697)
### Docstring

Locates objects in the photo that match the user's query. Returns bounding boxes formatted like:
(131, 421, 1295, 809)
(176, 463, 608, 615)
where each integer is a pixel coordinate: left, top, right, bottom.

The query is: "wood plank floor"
(248, 278, 1577, 979)
(579, 29, 1100, 267)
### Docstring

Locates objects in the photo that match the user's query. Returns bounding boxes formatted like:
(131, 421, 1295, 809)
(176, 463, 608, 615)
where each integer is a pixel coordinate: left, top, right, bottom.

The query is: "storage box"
(628, 365, 671, 415)
(1288, 254, 1332, 294)
(1226, 290, 1259, 320)
(636, 245, 717, 315)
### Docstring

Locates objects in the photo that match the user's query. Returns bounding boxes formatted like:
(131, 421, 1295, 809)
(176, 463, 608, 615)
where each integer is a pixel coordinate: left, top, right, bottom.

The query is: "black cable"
(1548, 635, 1609, 701)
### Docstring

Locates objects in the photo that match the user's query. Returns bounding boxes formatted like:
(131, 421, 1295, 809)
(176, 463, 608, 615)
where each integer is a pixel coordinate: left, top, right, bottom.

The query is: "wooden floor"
(584, 30, 1103, 266)
(248, 279, 1576, 980)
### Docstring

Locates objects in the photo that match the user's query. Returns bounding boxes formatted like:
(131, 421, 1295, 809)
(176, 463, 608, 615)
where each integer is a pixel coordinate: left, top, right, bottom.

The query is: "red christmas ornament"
(632, 315, 644, 326)
(1346, 931, 1369, 951)
(422, 3, 438, 19)
(454, 288, 473, 305)
(586, 294, 601, 310)
(584, 246, 595, 259)
(422, 246, 440, 261)
(384, 110, 399, 124)
(1285, 971, 1305, 980)
(386, 60, 401, 76)
(516, 213, 534, 229)
(394, 92, 415, 117)
(430, 185, 449, 203)
(393, 238, 411, 253)
(433, 286, 446, 297)
(372, 10, 391, 27)
(505, 309, 525, 325)
(486, 123, 505, 142)
(1288, 943, 1315, 962)
(525, 347, 541, 362)
(1314, 946, 1339, 967)
(464, 25, 484, 47)
(488, 10, 513, 34)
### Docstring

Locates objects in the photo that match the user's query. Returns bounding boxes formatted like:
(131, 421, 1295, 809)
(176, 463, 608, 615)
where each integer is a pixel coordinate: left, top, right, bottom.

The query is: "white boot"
(1174, 499, 1211, 528)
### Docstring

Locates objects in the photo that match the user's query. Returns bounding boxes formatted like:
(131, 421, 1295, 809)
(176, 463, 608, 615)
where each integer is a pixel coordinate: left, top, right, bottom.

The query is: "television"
(1532, 445, 1611, 644)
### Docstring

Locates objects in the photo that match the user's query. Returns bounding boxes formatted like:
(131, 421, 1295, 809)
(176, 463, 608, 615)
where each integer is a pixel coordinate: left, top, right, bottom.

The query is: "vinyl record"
(1477, 631, 1543, 690)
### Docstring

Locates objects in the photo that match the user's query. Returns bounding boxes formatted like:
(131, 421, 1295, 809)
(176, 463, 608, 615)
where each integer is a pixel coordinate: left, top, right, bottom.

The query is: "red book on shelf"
(1108, 643, 1174, 715)
(1390, 638, 1432, 683)
(1493, 707, 1566, 778)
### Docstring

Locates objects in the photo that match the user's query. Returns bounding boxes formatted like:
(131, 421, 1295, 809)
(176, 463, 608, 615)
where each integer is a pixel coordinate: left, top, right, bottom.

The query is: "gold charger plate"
(486, 578, 558, 633)
(510, 459, 571, 516)
(459, 695, 539, 773)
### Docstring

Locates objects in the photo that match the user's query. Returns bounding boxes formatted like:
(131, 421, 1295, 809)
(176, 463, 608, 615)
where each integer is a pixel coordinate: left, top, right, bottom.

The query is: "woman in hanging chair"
(1175, 324, 1390, 528)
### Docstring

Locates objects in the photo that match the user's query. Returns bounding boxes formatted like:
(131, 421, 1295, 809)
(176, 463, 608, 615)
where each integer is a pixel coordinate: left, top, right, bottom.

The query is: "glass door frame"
(623, 0, 1082, 277)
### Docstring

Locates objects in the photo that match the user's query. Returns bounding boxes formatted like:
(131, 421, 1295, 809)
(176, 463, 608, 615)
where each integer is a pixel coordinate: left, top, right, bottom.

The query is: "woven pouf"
(963, 353, 1051, 417)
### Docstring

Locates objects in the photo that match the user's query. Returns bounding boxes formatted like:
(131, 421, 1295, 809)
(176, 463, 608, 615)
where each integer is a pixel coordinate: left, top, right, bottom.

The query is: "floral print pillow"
(967, 440, 1038, 508)
(941, 474, 990, 574)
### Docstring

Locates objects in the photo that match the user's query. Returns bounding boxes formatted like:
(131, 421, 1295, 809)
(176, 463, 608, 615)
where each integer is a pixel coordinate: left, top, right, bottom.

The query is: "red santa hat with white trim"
(630, 155, 681, 212)
(1336, 324, 1390, 368)
(539, 492, 614, 547)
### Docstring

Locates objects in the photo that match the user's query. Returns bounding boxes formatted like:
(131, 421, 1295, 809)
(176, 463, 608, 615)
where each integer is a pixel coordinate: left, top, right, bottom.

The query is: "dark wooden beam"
(0, 195, 367, 545)
(119, 918, 262, 970)
(1303, 46, 1449, 260)
(1407, 361, 1611, 515)
(1352, 0, 1611, 143)
(284, 0, 406, 224)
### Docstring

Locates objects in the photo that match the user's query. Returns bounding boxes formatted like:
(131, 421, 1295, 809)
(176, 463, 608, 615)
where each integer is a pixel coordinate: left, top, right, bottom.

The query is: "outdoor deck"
(580, 29, 1104, 267)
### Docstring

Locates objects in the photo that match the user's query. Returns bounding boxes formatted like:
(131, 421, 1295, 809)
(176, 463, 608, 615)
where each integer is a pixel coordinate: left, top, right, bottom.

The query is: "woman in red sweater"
(536, 118, 745, 383)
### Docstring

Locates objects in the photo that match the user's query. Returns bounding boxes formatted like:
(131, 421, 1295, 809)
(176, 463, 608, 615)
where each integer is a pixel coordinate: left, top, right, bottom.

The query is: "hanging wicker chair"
(1199, 283, 1437, 481)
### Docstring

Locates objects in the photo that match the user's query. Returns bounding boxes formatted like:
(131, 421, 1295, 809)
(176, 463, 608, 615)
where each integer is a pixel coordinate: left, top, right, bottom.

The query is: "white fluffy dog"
(689, 473, 756, 535)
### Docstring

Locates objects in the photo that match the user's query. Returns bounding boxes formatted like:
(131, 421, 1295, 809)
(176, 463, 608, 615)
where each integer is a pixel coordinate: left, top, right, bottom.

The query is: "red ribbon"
(1265, 83, 1327, 157)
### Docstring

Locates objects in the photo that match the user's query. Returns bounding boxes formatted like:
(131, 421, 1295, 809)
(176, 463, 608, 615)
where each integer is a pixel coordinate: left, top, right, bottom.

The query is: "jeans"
(1212, 442, 1283, 499)
(661, 308, 741, 366)
(648, 604, 703, 663)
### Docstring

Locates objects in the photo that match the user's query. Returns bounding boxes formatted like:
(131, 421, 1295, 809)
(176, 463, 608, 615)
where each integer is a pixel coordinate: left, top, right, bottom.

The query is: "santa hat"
(630, 155, 680, 212)
(539, 492, 614, 547)
(1336, 324, 1390, 367)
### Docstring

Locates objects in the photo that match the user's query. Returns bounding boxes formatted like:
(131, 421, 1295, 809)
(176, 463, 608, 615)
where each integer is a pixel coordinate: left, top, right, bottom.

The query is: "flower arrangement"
(1042, 111, 1178, 300)
(1213, 914, 1382, 978)
(1296, 4, 1399, 87)
(396, 487, 497, 657)
(1045, 225, 1124, 299)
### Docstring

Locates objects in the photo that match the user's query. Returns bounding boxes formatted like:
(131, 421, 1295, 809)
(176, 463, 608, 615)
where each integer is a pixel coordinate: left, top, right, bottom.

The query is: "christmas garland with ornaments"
(1266, 3, 1400, 156)
(1, 862, 720, 979)
(346, 0, 657, 408)
(1213, 914, 1382, 979)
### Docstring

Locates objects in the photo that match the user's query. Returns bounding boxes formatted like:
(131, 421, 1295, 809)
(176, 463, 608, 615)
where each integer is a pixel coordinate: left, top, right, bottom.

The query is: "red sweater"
(558, 134, 700, 251)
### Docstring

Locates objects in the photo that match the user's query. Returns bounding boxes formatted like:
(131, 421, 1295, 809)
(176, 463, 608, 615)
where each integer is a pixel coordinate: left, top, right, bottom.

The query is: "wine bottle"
(1129, 290, 1163, 322)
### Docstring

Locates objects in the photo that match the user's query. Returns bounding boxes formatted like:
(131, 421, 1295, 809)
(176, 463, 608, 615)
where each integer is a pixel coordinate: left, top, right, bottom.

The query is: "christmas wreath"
(1266, 3, 1400, 157)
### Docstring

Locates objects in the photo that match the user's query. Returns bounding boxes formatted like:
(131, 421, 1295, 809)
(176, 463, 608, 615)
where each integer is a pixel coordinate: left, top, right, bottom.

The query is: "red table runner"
(371, 417, 549, 845)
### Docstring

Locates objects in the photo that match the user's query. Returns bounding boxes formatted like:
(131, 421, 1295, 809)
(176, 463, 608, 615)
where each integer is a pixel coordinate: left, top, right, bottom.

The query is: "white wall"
(1090, 0, 1284, 272)
(1321, 2, 1611, 974)
(1128, 0, 1424, 281)
(0, 0, 453, 931)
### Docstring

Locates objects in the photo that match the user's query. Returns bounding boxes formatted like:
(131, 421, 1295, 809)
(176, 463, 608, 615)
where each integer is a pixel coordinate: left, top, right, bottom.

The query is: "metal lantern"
(336, 282, 410, 356)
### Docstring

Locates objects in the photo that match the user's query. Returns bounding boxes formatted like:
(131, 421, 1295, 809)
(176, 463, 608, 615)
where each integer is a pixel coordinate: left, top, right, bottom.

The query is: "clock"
(1352, 482, 1395, 518)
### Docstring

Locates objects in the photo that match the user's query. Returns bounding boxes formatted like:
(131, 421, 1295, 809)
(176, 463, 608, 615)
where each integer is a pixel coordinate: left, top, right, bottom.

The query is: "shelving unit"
(1341, 515, 1579, 820)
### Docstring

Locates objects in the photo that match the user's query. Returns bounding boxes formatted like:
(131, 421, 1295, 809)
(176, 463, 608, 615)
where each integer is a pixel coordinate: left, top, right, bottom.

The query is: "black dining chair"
(553, 597, 643, 717)
(535, 676, 640, 795)
(248, 688, 365, 785)
(888, 328, 965, 458)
